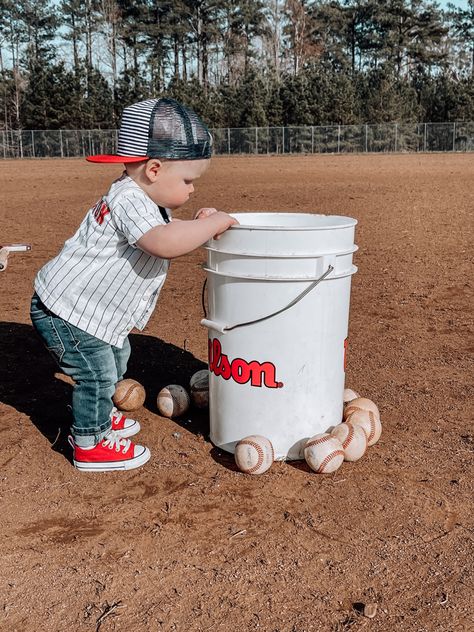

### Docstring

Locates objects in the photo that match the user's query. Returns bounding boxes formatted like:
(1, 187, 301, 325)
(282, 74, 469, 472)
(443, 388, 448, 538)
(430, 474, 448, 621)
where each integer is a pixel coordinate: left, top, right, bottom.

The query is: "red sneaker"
(111, 407, 140, 438)
(69, 432, 151, 472)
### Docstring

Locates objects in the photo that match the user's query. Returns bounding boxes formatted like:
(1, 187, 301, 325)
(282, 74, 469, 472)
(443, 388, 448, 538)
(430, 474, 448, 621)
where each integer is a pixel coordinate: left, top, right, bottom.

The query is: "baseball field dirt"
(0, 154, 472, 631)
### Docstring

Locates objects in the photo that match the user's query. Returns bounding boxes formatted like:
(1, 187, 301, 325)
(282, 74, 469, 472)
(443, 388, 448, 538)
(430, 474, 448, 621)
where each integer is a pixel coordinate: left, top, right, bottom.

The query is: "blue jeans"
(30, 293, 131, 447)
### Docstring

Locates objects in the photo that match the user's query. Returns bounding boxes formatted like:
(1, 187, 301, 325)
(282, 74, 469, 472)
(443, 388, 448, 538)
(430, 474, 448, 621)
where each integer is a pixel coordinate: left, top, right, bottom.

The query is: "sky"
(438, 0, 469, 7)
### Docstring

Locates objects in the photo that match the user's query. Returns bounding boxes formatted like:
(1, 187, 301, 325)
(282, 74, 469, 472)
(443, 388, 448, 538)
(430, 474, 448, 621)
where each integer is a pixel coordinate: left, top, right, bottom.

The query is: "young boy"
(30, 97, 237, 472)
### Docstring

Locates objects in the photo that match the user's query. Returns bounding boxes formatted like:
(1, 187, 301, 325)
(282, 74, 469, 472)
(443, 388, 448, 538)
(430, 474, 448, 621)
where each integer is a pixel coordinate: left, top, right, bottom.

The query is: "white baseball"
(330, 422, 367, 461)
(234, 435, 274, 475)
(343, 388, 360, 404)
(343, 397, 380, 423)
(304, 433, 345, 473)
(346, 409, 382, 446)
(189, 369, 209, 409)
(157, 384, 190, 418)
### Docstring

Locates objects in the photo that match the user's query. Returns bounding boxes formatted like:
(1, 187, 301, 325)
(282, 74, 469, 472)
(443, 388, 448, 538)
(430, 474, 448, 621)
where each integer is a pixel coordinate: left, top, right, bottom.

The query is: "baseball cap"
(87, 97, 212, 163)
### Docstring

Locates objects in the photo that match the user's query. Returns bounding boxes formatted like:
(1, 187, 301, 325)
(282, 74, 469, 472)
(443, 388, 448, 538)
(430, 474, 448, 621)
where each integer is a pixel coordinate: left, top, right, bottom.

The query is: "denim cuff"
(73, 423, 112, 448)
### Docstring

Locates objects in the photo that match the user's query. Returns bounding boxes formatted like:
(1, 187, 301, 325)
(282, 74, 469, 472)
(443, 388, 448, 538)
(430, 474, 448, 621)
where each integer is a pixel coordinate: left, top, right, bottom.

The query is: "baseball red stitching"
(114, 383, 139, 407)
(342, 423, 354, 449)
(347, 406, 377, 443)
(305, 435, 332, 449)
(367, 411, 376, 442)
(345, 404, 361, 417)
(317, 450, 344, 473)
(347, 404, 378, 420)
(171, 389, 190, 413)
(240, 440, 265, 473)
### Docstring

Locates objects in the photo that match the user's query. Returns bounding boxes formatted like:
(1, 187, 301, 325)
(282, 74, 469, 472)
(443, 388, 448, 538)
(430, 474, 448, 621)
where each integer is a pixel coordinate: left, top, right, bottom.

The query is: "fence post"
(394, 123, 398, 152)
(423, 123, 427, 152)
(452, 122, 456, 152)
(311, 126, 314, 153)
(255, 127, 258, 154)
(282, 127, 285, 154)
(2, 131, 5, 159)
(31, 130, 35, 157)
(60, 129, 64, 158)
(337, 125, 341, 153)
(365, 124, 368, 152)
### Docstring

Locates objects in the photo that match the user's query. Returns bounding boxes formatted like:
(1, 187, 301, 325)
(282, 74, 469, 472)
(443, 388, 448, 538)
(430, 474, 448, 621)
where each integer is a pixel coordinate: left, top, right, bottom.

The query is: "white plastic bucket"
(201, 213, 357, 460)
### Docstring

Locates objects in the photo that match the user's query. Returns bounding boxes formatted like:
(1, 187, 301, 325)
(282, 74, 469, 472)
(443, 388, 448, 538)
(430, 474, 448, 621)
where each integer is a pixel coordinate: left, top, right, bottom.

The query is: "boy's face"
(148, 159, 210, 209)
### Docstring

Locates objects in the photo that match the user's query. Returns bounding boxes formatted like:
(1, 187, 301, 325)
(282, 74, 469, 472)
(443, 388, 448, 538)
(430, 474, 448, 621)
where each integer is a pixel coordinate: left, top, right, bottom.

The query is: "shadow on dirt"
(0, 322, 208, 455)
(209, 446, 240, 472)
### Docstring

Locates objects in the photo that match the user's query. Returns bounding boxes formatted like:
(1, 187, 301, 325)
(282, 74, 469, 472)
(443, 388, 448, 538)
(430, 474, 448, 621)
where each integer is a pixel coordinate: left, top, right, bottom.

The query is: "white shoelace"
(103, 430, 131, 454)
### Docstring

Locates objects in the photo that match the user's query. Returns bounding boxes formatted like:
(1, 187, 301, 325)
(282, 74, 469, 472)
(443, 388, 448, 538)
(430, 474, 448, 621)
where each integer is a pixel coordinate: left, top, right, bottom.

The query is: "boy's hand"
(211, 212, 239, 240)
(194, 207, 218, 220)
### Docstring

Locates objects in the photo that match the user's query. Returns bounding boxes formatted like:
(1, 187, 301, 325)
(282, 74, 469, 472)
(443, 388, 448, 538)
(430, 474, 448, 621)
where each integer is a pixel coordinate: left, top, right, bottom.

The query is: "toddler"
(30, 97, 237, 472)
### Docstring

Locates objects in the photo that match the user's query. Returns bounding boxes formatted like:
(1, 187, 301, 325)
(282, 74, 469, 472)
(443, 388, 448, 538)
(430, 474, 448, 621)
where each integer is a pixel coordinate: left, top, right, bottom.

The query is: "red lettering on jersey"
(208, 338, 282, 389)
(92, 199, 110, 225)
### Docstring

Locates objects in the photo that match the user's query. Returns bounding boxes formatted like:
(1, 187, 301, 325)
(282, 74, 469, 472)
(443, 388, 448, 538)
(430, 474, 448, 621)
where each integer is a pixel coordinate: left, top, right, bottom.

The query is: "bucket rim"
(204, 244, 359, 258)
(202, 264, 357, 281)
(228, 212, 357, 231)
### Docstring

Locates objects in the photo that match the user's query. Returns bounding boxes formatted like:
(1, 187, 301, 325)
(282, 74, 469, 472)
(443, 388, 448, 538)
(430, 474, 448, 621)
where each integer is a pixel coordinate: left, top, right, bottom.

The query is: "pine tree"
(17, 0, 60, 130)
(279, 72, 312, 124)
(60, 0, 85, 73)
(234, 68, 268, 126)
(447, 0, 474, 77)
(82, 65, 114, 127)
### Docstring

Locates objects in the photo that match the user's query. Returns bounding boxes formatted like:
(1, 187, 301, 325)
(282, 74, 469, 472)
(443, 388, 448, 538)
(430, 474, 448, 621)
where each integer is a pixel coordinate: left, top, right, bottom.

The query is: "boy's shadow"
(0, 322, 208, 455)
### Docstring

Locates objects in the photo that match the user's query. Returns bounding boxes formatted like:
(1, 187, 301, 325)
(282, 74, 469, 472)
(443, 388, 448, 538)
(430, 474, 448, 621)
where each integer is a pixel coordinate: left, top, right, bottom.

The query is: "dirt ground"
(0, 154, 472, 632)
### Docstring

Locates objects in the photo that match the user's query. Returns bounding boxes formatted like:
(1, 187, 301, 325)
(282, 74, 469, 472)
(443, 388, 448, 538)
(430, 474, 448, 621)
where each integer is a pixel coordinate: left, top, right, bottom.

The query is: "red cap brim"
(86, 155, 148, 163)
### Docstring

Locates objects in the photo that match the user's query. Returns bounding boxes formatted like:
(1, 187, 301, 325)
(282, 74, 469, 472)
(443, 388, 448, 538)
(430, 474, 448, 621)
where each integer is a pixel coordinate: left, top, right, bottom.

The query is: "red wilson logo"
(209, 338, 283, 388)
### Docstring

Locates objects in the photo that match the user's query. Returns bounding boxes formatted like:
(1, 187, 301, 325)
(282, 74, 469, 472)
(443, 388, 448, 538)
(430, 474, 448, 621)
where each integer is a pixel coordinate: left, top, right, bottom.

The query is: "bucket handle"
(201, 264, 334, 333)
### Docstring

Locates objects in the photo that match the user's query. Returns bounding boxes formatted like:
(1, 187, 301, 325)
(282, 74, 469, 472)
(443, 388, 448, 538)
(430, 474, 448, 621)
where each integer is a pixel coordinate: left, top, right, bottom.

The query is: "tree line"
(0, 0, 473, 131)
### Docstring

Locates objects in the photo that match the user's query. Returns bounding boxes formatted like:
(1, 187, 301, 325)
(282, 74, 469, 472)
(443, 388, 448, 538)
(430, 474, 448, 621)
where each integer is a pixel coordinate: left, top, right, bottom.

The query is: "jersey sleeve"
(110, 190, 166, 246)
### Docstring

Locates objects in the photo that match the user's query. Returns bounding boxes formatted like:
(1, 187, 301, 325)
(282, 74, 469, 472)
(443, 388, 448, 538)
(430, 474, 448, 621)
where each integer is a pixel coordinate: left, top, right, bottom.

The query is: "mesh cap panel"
(148, 98, 212, 159)
(87, 97, 212, 163)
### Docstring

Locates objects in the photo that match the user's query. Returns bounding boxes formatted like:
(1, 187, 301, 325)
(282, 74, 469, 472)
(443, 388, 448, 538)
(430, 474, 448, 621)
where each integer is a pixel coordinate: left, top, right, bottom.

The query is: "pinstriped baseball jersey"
(35, 173, 171, 348)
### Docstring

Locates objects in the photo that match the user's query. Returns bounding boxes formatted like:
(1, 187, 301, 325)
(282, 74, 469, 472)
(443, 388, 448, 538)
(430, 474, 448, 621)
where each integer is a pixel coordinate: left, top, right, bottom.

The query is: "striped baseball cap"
(87, 97, 212, 163)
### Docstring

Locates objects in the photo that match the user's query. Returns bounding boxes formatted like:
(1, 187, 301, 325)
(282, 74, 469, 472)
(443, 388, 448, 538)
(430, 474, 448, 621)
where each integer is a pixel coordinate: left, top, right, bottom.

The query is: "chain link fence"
(1, 122, 473, 158)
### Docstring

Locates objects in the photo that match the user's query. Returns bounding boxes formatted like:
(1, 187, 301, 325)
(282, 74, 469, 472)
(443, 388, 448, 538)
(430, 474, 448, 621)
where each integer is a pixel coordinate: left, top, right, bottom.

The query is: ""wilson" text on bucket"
(209, 338, 283, 388)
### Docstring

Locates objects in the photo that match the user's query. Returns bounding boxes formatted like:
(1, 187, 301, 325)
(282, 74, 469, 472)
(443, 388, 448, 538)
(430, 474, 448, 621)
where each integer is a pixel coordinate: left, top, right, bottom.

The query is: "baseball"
(343, 388, 360, 404)
(234, 435, 274, 475)
(346, 409, 382, 446)
(157, 384, 190, 418)
(304, 433, 345, 473)
(330, 422, 367, 461)
(343, 397, 380, 422)
(112, 378, 146, 411)
(189, 369, 209, 409)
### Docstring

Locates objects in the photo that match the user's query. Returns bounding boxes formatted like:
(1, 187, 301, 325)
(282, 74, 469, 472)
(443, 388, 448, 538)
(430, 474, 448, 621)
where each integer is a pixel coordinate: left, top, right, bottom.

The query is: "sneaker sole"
(73, 446, 151, 472)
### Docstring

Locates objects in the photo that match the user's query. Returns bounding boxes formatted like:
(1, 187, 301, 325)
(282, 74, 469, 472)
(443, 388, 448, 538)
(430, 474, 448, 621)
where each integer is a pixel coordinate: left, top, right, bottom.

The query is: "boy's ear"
(145, 159, 164, 182)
